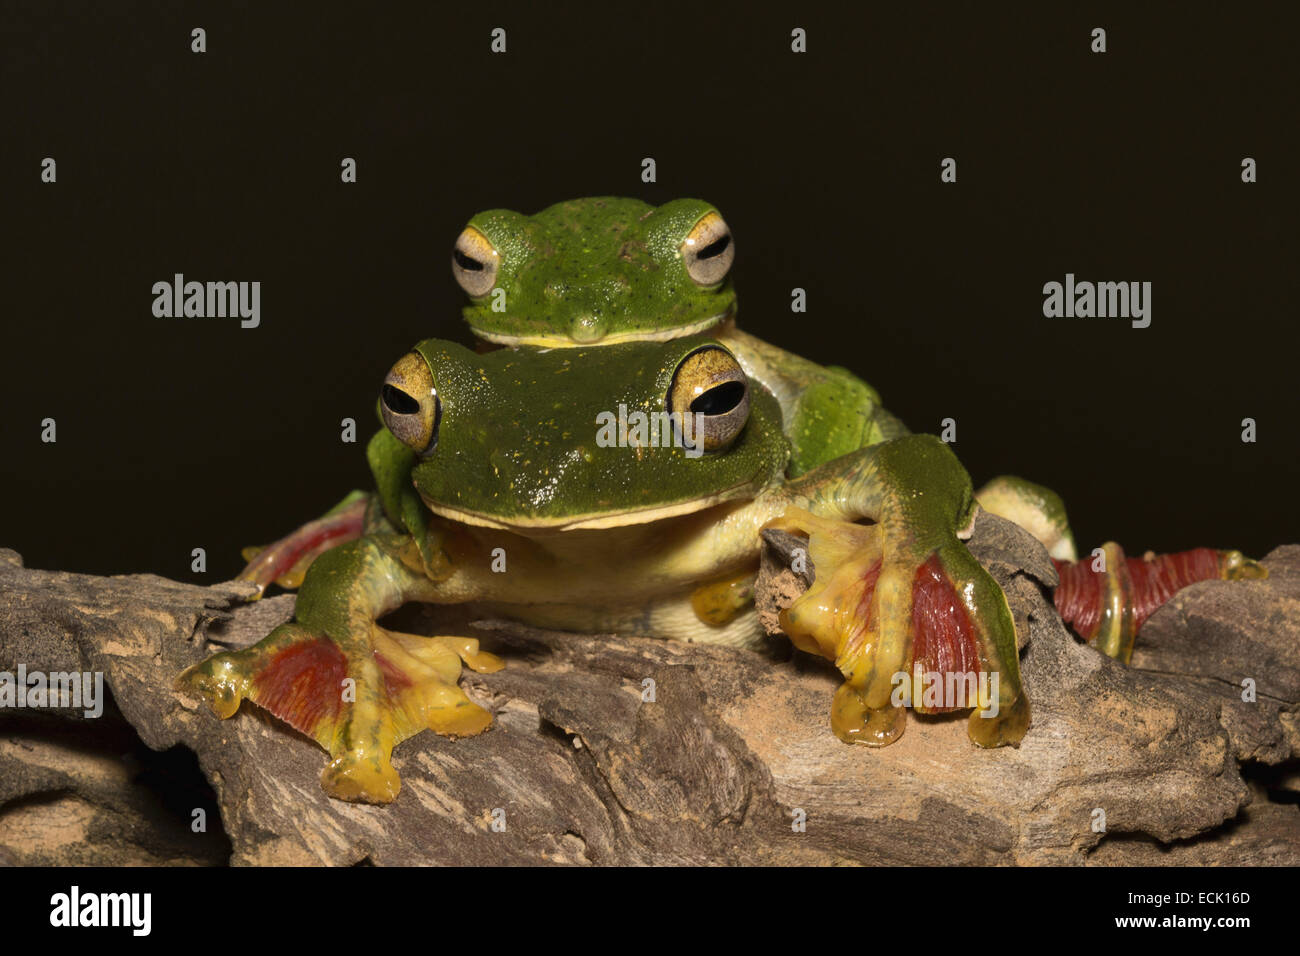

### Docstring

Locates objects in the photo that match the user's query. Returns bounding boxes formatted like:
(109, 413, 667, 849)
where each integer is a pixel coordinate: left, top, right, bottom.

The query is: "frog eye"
(666, 346, 750, 453)
(680, 212, 734, 287)
(380, 351, 441, 458)
(451, 226, 499, 298)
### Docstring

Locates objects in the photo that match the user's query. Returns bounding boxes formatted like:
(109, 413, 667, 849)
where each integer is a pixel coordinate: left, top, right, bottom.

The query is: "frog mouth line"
(472, 304, 735, 348)
(418, 486, 752, 533)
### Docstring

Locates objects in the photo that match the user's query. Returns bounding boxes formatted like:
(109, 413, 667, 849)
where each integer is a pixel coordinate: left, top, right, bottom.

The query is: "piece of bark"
(0, 517, 1297, 866)
(0, 713, 229, 866)
(1129, 545, 1300, 764)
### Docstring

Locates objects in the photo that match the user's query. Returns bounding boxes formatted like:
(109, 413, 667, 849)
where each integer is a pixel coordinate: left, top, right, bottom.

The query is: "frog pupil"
(690, 381, 745, 416)
(381, 384, 420, 416)
(696, 235, 730, 260)
(454, 249, 484, 271)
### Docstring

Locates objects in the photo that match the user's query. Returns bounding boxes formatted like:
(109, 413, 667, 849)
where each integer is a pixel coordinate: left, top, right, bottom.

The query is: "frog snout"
(380, 351, 440, 457)
(570, 312, 607, 343)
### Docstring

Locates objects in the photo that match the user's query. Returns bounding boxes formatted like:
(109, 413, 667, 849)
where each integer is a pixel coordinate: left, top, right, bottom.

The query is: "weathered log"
(0, 514, 1296, 866)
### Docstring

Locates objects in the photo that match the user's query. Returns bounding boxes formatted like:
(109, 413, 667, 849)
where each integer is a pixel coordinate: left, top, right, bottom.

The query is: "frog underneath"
(182, 337, 1032, 803)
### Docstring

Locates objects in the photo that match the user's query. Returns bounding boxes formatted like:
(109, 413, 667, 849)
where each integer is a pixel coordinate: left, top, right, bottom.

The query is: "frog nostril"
(381, 384, 420, 416)
(570, 313, 606, 343)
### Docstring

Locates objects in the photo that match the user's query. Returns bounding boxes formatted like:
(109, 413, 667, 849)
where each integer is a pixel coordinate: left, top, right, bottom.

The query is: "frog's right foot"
(177, 623, 500, 804)
(236, 492, 370, 598)
(765, 507, 1029, 749)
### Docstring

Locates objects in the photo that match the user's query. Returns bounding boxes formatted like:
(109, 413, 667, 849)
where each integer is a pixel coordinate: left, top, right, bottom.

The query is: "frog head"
(451, 197, 736, 347)
(378, 335, 786, 531)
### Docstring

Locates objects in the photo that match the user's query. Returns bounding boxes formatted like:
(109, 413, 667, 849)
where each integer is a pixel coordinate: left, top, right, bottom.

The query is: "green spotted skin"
(463, 198, 734, 346)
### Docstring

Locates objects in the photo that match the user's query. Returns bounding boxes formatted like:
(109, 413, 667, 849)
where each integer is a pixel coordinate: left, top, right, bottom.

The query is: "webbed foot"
(766, 506, 1028, 749)
(183, 536, 501, 803)
(1053, 543, 1269, 663)
(178, 624, 500, 803)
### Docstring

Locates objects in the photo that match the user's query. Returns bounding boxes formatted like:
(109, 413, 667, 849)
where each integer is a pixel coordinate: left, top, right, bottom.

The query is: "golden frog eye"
(666, 346, 750, 453)
(451, 226, 499, 298)
(380, 351, 441, 458)
(680, 211, 734, 287)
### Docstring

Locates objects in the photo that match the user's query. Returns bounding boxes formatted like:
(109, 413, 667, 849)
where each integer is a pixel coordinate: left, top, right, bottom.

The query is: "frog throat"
(470, 304, 734, 348)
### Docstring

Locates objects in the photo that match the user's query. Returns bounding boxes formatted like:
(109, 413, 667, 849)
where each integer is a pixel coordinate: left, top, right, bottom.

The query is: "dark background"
(1, 1, 1295, 582)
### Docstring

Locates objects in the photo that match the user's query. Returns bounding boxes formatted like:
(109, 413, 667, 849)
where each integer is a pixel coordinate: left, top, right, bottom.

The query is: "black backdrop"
(2, 1, 1296, 582)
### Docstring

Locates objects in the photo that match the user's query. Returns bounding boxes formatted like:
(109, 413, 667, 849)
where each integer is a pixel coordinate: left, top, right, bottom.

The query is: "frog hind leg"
(180, 535, 496, 804)
(974, 477, 1268, 664)
(1053, 542, 1267, 663)
(236, 491, 372, 597)
(975, 475, 1076, 562)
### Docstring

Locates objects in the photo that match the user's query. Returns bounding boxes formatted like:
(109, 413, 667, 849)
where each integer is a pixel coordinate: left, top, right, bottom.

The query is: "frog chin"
(418, 487, 747, 534)
(471, 304, 735, 349)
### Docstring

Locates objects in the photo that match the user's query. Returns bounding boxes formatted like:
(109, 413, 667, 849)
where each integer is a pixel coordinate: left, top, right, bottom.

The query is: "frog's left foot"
(767, 508, 1029, 749)
(178, 622, 501, 804)
(1054, 543, 1268, 663)
(236, 492, 370, 598)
